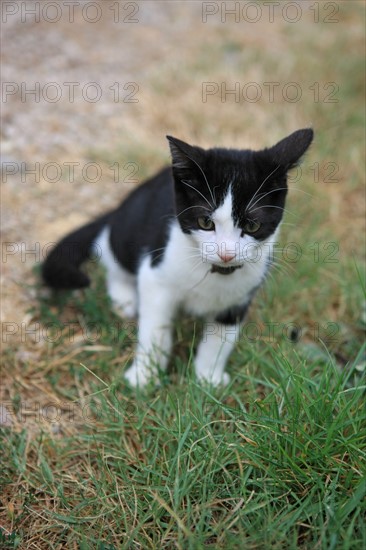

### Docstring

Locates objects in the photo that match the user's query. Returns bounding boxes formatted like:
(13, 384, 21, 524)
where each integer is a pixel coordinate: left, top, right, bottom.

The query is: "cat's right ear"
(166, 136, 206, 179)
(266, 128, 314, 170)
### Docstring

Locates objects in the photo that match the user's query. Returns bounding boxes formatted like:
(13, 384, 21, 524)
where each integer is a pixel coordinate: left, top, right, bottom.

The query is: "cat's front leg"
(124, 266, 176, 387)
(194, 320, 242, 386)
(124, 316, 173, 387)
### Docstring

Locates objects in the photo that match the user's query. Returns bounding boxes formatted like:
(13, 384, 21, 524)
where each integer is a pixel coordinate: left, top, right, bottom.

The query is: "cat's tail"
(42, 214, 110, 289)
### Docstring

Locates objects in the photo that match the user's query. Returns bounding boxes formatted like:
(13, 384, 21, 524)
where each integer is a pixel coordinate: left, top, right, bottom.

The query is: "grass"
(1, 326, 365, 548)
(1, 2, 365, 549)
(1, 250, 365, 548)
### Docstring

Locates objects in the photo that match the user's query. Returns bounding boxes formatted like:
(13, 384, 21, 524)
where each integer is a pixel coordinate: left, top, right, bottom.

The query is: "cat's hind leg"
(107, 268, 137, 319)
(94, 227, 137, 319)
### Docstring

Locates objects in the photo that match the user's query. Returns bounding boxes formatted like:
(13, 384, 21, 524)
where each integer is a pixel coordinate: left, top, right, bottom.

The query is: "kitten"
(42, 129, 314, 386)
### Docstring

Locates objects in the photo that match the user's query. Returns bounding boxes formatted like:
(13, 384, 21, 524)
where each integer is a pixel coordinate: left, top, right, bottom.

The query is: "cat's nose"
(218, 252, 236, 263)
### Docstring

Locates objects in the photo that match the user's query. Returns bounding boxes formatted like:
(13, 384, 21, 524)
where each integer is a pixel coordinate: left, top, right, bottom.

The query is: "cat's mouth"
(210, 264, 243, 275)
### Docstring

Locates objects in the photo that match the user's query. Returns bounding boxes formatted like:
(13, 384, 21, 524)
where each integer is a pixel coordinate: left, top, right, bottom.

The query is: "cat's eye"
(243, 220, 261, 234)
(197, 216, 215, 231)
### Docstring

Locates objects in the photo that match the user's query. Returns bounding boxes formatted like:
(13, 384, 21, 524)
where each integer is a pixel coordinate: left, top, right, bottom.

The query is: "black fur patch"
(108, 167, 175, 273)
(215, 302, 251, 325)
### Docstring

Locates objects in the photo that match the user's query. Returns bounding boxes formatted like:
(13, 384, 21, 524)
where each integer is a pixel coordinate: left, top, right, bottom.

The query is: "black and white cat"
(42, 129, 313, 386)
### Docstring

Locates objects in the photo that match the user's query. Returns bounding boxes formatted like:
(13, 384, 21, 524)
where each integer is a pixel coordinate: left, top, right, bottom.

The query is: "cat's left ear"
(266, 128, 314, 170)
(166, 136, 206, 178)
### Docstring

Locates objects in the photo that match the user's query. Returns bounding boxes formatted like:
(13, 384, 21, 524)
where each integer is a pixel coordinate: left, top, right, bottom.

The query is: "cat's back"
(114, 166, 174, 217)
(108, 166, 176, 273)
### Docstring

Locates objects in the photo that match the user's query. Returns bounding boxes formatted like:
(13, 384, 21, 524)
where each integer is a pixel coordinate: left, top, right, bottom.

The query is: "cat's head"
(167, 129, 313, 269)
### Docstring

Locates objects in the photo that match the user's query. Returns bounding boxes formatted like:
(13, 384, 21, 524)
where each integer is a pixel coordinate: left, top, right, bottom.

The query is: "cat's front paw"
(124, 363, 156, 387)
(196, 368, 230, 387)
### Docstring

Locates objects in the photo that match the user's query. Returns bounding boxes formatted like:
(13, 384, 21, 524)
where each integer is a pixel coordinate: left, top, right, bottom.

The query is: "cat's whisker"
(176, 205, 211, 217)
(249, 204, 286, 212)
(141, 247, 167, 262)
(149, 251, 167, 263)
(181, 180, 213, 209)
(147, 247, 165, 254)
(254, 258, 289, 283)
(148, 245, 205, 264)
(271, 256, 298, 276)
(248, 260, 277, 286)
(177, 254, 205, 265)
(189, 263, 211, 289)
(244, 254, 274, 282)
(191, 258, 205, 271)
(150, 250, 204, 265)
(242, 247, 295, 280)
(247, 187, 288, 212)
(181, 152, 216, 207)
(262, 266, 277, 285)
(287, 186, 314, 199)
(148, 245, 199, 256)
(249, 204, 298, 218)
(248, 185, 313, 213)
(246, 164, 281, 212)
(212, 185, 219, 206)
(248, 186, 288, 204)
(269, 261, 291, 276)
(268, 265, 292, 283)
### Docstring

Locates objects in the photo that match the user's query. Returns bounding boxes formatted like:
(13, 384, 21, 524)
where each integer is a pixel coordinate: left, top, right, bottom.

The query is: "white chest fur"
(145, 222, 271, 317)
